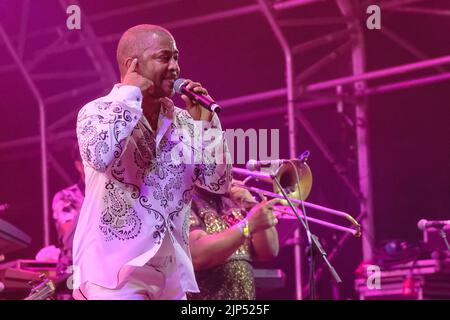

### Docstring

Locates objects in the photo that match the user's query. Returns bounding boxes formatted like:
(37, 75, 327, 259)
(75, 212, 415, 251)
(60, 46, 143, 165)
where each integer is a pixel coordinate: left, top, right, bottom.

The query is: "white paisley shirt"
(73, 84, 231, 291)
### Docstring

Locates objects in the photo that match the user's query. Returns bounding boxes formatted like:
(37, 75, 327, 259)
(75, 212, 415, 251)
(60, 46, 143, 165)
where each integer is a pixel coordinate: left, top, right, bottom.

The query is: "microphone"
(417, 219, 450, 230)
(174, 78, 221, 114)
(246, 159, 287, 171)
(246, 151, 311, 172)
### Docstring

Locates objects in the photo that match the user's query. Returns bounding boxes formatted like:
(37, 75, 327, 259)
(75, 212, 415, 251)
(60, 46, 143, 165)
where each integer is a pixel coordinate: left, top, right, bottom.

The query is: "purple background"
(0, 0, 449, 299)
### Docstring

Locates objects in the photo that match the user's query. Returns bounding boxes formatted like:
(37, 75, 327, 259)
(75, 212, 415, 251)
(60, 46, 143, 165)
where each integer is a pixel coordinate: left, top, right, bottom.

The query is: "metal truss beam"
(295, 39, 355, 83)
(387, 6, 450, 17)
(338, 0, 375, 272)
(361, 0, 428, 10)
(379, 25, 447, 74)
(305, 55, 450, 92)
(292, 29, 350, 55)
(29, 0, 324, 56)
(257, 0, 304, 300)
(0, 24, 50, 247)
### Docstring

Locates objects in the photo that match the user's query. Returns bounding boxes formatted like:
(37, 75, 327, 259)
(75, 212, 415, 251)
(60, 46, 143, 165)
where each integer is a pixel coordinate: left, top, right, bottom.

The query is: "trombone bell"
(274, 160, 313, 204)
(231, 163, 361, 237)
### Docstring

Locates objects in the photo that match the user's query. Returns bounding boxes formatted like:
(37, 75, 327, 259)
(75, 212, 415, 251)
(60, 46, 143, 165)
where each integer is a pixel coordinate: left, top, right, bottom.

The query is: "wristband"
(238, 219, 250, 238)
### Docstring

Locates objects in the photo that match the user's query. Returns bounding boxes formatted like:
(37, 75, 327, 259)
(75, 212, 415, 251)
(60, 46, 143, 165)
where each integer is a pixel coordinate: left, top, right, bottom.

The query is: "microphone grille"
(417, 219, 427, 231)
(246, 159, 258, 171)
(174, 78, 186, 94)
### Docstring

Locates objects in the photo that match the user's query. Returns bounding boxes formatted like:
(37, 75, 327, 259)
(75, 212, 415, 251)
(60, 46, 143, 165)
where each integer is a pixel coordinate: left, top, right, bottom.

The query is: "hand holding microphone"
(174, 78, 221, 121)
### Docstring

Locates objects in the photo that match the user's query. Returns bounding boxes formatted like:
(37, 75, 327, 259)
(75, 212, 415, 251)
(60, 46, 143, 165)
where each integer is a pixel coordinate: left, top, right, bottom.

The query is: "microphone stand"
(270, 159, 342, 300)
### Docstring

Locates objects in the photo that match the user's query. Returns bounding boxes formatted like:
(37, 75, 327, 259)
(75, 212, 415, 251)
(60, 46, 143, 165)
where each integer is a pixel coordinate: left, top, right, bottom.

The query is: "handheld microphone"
(417, 219, 450, 230)
(174, 78, 221, 114)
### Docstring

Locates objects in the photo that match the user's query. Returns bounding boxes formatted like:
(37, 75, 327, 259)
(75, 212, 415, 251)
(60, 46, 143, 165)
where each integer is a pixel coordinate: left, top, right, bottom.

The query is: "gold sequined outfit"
(188, 188, 255, 300)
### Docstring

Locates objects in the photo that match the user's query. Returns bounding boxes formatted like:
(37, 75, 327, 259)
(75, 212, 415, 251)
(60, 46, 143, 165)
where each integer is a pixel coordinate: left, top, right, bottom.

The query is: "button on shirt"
(73, 85, 232, 291)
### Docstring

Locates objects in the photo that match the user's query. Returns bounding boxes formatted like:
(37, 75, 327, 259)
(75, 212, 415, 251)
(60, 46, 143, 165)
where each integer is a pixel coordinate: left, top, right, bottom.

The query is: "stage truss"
(0, 0, 448, 299)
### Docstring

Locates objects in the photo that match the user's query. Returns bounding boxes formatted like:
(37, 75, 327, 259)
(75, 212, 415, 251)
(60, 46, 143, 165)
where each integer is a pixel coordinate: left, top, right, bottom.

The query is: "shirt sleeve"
(193, 113, 232, 194)
(76, 85, 143, 172)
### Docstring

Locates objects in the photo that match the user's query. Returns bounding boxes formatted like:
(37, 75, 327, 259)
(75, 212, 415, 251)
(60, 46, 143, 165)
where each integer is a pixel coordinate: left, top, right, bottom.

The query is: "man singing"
(72, 24, 231, 300)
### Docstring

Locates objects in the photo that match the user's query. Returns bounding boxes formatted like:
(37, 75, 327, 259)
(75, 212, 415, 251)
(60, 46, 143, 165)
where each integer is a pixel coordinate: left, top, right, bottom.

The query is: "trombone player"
(187, 181, 280, 300)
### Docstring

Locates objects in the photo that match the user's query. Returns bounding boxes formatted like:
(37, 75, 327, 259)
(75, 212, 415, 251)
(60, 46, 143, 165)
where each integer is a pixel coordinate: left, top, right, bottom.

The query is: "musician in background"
(187, 181, 279, 300)
(51, 144, 85, 299)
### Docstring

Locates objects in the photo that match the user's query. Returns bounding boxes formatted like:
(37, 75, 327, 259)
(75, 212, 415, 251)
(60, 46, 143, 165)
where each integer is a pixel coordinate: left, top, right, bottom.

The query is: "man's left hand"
(180, 79, 213, 121)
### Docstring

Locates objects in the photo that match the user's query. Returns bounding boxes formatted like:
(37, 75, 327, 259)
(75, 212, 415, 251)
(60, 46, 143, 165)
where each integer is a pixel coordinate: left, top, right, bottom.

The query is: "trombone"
(232, 163, 361, 237)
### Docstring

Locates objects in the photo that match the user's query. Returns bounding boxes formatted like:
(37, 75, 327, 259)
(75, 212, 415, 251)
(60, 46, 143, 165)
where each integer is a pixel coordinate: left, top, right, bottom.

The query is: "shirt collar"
(102, 84, 122, 102)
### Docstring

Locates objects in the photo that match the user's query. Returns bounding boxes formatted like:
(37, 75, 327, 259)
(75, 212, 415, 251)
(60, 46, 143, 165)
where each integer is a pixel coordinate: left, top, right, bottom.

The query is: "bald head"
(116, 24, 174, 78)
